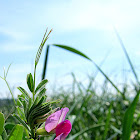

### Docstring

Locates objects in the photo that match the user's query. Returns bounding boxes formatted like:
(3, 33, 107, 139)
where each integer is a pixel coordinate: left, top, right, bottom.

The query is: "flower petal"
(45, 109, 62, 132)
(58, 107, 69, 124)
(54, 133, 68, 140)
(54, 133, 63, 140)
(45, 107, 69, 132)
(55, 120, 72, 137)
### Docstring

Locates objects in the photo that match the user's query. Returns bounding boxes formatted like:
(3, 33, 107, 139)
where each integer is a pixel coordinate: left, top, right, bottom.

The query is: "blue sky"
(0, 0, 140, 98)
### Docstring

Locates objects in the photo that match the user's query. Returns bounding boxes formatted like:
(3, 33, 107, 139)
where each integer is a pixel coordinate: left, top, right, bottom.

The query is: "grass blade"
(52, 44, 92, 61)
(92, 61, 124, 99)
(42, 45, 50, 80)
(103, 103, 112, 140)
(122, 91, 140, 140)
(114, 28, 139, 85)
(67, 123, 105, 140)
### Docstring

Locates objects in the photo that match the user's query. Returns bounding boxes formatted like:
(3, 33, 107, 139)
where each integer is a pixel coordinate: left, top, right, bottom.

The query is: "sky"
(0, 0, 140, 98)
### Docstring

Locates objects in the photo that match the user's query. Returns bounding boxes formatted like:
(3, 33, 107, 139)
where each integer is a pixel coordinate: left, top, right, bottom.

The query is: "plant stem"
(33, 66, 36, 101)
(5, 79, 16, 106)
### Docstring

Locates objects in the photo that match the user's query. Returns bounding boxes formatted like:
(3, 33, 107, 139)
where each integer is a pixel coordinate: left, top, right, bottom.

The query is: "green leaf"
(1, 128, 7, 140)
(0, 136, 2, 140)
(22, 127, 30, 140)
(17, 98, 23, 107)
(38, 88, 47, 99)
(17, 87, 30, 99)
(16, 107, 26, 121)
(122, 91, 140, 140)
(28, 100, 60, 126)
(26, 73, 34, 92)
(13, 114, 31, 132)
(27, 97, 32, 114)
(7, 124, 23, 140)
(28, 96, 46, 119)
(52, 44, 91, 61)
(0, 112, 5, 135)
(28, 102, 51, 125)
(27, 96, 40, 121)
(17, 96, 26, 107)
(22, 100, 28, 117)
(4, 123, 15, 131)
(35, 79, 48, 93)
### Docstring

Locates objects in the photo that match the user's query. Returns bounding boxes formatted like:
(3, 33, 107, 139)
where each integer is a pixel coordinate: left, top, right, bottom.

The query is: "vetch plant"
(36, 107, 72, 140)
(0, 29, 72, 140)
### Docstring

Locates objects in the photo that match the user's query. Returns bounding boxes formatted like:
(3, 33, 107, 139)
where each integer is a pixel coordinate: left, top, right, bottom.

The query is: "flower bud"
(36, 127, 54, 136)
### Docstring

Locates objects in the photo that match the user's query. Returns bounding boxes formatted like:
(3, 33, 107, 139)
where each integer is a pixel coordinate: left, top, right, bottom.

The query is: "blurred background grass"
(1, 74, 140, 139)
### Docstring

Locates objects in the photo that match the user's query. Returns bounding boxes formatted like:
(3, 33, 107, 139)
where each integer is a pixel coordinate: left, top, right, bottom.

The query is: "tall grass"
(49, 74, 140, 140)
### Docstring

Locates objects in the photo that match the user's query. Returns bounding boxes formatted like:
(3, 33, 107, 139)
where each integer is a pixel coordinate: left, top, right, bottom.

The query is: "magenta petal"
(55, 120, 72, 137)
(45, 107, 70, 133)
(45, 109, 62, 132)
(54, 133, 63, 140)
(58, 107, 69, 124)
(54, 133, 68, 140)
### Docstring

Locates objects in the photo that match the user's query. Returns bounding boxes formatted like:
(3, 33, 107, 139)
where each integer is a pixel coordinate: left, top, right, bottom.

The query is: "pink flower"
(45, 107, 72, 140)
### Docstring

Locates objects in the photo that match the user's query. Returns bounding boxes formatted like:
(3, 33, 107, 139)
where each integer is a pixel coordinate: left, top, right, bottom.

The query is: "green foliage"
(67, 124, 105, 140)
(27, 73, 34, 92)
(122, 91, 140, 140)
(7, 124, 23, 140)
(13, 114, 30, 132)
(0, 112, 5, 135)
(4, 123, 15, 132)
(35, 79, 48, 94)
(17, 87, 30, 100)
(47, 72, 140, 139)
(103, 103, 112, 140)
